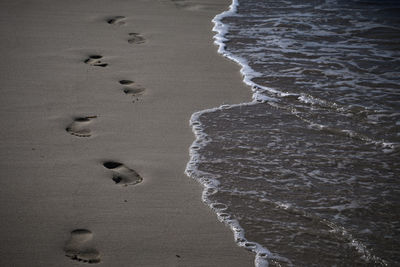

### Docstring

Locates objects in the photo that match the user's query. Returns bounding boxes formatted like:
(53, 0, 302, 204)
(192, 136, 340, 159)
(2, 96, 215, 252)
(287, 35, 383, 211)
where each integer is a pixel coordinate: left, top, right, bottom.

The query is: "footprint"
(66, 116, 97, 137)
(170, 0, 208, 10)
(171, 0, 188, 8)
(64, 229, 101, 264)
(107, 16, 126, 25)
(128, 33, 145, 44)
(119, 80, 146, 102)
(84, 55, 108, 67)
(103, 161, 143, 186)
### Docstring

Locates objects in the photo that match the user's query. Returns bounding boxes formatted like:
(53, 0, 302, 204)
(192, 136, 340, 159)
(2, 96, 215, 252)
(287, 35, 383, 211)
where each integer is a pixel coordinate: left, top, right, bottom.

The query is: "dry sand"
(0, 0, 254, 265)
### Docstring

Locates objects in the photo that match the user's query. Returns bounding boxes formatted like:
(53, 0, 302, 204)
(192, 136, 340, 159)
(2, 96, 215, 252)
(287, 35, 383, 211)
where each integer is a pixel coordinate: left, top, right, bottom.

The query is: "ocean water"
(186, 0, 400, 266)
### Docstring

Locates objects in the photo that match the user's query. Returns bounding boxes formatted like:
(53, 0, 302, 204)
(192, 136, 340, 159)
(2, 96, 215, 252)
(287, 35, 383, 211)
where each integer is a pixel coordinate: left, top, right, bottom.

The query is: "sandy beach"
(0, 0, 255, 266)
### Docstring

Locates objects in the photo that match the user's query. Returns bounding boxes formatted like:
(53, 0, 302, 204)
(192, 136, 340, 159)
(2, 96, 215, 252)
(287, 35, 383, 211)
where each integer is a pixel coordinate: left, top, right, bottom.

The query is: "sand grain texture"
(0, 0, 253, 266)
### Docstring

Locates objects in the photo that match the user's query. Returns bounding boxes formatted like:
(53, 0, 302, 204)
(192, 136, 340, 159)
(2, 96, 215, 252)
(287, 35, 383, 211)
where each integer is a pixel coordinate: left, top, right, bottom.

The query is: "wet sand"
(0, 0, 255, 266)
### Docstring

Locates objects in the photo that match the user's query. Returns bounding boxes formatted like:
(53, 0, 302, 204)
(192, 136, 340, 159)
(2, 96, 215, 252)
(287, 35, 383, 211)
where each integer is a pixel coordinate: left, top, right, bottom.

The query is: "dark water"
(187, 0, 400, 266)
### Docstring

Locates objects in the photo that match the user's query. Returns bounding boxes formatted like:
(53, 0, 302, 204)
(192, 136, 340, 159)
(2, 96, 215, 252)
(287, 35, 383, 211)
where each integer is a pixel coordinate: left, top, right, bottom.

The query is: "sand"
(0, 0, 254, 266)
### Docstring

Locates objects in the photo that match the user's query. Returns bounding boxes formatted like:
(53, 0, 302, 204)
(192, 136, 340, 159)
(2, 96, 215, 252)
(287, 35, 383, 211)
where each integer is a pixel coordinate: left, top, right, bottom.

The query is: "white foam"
(212, 0, 283, 102)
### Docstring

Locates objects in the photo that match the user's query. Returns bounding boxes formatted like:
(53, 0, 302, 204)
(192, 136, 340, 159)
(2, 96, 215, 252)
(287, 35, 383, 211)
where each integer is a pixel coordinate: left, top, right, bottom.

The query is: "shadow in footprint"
(107, 16, 126, 25)
(119, 80, 134, 86)
(103, 161, 143, 186)
(84, 55, 108, 67)
(171, 0, 208, 10)
(66, 116, 97, 138)
(119, 80, 146, 103)
(128, 33, 146, 44)
(64, 229, 101, 264)
(171, 0, 189, 8)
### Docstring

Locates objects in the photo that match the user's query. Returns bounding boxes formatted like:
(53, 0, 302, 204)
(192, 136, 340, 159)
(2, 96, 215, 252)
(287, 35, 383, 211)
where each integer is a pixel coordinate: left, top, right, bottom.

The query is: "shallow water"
(187, 0, 400, 266)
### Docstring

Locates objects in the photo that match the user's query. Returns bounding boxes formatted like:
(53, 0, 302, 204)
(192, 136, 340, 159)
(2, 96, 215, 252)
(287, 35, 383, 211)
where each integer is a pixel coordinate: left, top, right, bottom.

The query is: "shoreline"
(0, 0, 255, 266)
